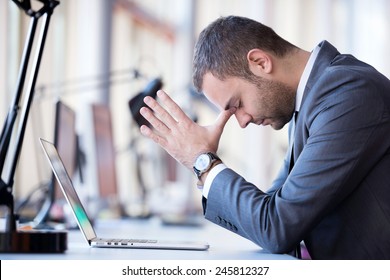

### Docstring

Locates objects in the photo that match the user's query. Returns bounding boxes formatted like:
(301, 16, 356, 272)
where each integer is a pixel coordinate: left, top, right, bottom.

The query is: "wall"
(1, 0, 389, 218)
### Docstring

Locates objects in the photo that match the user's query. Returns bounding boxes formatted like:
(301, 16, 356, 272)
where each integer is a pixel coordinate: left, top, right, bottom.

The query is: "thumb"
(214, 107, 236, 131)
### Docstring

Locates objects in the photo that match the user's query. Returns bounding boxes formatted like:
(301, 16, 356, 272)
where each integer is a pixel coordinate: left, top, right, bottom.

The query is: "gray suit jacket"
(203, 41, 390, 259)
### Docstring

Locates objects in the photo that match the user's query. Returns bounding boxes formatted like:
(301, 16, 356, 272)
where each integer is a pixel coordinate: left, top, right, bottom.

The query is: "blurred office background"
(1, 0, 389, 223)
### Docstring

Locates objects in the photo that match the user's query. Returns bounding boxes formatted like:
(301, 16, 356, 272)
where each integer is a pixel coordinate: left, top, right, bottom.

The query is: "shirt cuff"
(202, 163, 227, 198)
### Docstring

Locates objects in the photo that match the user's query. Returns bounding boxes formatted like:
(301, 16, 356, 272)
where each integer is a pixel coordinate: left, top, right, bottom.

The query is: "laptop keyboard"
(96, 238, 158, 245)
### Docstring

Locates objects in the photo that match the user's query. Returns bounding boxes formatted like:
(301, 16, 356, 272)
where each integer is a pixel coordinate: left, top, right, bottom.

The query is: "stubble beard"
(251, 76, 296, 130)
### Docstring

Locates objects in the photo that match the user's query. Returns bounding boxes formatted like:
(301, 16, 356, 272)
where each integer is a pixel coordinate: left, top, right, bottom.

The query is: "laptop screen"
(40, 138, 97, 243)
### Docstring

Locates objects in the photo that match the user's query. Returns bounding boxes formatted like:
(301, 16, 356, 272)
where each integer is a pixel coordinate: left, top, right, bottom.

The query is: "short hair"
(192, 15, 297, 92)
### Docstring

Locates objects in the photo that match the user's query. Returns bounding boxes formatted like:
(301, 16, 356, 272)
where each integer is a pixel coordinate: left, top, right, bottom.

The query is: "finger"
(143, 94, 179, 128)
(215, 107, 236, 130)
(139, 124, 169, 148)
(156, 90, 192, 124)
(139, 106, 170, 135)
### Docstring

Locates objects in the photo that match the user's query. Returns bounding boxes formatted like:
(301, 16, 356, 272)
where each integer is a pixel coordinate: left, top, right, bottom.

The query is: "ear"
(247, 49, 273, 76)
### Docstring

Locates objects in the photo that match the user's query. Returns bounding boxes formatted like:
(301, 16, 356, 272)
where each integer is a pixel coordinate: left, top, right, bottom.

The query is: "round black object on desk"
(0, 230, 67, 253)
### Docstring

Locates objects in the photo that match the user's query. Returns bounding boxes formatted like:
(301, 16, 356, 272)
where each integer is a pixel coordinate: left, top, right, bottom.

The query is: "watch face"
(195, 153, 211, 171)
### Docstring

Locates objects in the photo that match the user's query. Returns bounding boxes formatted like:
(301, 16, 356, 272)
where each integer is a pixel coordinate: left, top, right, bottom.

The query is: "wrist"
(196, 159, 222, 186)
(193, 152, 221, 179)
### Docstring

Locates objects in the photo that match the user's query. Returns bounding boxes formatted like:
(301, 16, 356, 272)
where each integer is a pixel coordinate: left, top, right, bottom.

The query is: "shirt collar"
(295, 44, 321, 112)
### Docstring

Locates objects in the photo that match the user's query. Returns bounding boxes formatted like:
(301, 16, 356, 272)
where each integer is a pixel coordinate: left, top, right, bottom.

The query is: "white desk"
(0, 217, 295, 260)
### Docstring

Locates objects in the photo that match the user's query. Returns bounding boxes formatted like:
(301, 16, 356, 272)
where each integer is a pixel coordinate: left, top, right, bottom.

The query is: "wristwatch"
(193, 152, 221, 179)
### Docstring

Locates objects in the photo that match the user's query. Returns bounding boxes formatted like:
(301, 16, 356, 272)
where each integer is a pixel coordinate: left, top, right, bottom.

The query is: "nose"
(234, 110, 252, 128)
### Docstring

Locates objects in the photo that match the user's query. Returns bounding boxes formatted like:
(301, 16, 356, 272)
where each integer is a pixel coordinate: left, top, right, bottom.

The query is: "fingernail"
(144, 96, 151, 103)
(140, 125, 148, 133)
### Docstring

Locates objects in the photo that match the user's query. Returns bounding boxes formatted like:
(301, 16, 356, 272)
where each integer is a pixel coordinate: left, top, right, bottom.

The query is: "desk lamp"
(0, 0, 67, 253)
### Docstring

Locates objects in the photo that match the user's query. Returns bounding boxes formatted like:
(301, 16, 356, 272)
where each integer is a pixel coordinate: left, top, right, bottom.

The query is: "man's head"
(193, 15, 297, 91)
(193, 16, 303, 130)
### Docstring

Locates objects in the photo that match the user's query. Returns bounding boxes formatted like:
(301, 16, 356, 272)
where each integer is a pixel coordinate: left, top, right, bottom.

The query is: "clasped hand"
(139, 90, 236, 170)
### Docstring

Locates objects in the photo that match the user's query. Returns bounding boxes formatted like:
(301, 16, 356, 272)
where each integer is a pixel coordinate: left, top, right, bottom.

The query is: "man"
(139, 16, 390, 259)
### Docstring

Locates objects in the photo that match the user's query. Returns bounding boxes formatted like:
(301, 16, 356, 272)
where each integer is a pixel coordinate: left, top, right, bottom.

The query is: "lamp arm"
(0, 0, 59, 231)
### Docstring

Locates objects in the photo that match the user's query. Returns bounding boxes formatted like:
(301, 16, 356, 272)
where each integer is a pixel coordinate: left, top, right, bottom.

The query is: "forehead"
(202, 72, 239, 110)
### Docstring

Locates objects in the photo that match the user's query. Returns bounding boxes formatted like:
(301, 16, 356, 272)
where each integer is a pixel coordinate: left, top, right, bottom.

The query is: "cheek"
(246, 95, 264, 116)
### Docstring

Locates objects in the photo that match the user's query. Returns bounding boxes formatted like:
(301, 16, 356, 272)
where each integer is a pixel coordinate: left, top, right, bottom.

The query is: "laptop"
(39, 138, 209, 251)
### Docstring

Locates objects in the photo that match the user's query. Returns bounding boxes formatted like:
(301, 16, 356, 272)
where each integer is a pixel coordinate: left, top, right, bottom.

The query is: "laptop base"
(0, 230, 67, 253)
